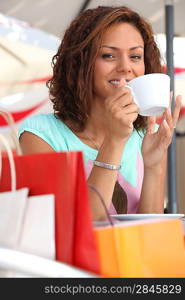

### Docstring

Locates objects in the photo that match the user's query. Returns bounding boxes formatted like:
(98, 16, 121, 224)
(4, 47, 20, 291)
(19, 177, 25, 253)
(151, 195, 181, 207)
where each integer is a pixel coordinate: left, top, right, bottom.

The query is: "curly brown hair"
(47, 6, 162, 132)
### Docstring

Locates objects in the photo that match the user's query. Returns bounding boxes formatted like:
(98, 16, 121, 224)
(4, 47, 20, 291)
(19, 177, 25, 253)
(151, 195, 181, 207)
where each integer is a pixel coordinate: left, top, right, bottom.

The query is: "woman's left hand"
(142, 95, 182, 169)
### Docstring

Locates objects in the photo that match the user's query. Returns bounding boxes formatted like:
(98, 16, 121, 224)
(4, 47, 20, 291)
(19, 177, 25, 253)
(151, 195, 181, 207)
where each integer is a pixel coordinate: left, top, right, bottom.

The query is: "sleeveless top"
(18, 113, 144, 213)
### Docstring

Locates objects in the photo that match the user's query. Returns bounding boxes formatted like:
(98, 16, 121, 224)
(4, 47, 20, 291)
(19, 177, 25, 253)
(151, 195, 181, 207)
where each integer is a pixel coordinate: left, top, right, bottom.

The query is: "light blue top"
(18, 113, 144, 213)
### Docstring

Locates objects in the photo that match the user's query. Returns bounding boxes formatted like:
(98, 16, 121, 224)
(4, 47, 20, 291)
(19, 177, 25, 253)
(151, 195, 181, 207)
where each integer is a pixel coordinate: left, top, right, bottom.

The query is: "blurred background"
(0, 0, 185, 122)
(0, 0, 185, 212)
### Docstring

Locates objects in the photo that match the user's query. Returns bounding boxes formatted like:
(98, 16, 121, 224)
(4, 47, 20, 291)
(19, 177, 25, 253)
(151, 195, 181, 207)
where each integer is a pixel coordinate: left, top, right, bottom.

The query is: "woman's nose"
(116, 56, 131, 73)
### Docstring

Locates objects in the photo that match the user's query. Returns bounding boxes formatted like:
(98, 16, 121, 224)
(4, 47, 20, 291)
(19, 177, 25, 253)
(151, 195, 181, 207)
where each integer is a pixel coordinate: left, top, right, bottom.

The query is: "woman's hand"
(104, 79, 139, 142)
(142, 95, 182, 169)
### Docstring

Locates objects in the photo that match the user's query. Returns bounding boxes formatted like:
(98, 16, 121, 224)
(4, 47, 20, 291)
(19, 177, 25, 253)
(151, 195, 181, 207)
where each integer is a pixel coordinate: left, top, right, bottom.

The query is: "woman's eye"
(101, 53, 115, 59)
(130, 55, 142, 60)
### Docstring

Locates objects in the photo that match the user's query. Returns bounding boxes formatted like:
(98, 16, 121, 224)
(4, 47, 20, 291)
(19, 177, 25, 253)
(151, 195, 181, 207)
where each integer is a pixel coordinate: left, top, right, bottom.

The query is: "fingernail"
(118, 78, 126, 87)
(167, 107, 171, 114)
(163, 119, 168, 127)
(125, 85, 132, 91)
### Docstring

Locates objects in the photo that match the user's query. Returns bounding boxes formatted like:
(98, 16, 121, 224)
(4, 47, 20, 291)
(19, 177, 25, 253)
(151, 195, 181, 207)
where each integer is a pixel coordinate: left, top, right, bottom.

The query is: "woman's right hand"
(104, 80, 139, 142)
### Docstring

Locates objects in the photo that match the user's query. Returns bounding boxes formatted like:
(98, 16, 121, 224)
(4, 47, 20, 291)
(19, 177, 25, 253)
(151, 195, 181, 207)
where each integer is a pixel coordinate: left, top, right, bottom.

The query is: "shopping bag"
(0, 187, 29, 248)
(0, 133, 55, 260)
(18, 193, 55, 259)
(0, 143, 100, 274)
(94, 218, 185, 277)
(90, 185, 185, 278)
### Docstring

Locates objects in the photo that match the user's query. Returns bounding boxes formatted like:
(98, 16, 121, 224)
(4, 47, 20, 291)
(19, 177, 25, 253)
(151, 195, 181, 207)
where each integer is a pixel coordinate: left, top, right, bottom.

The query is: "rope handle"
(0, 133, 16, 192)
(0, 109, 22, 155)
(88, 184, 114, 226)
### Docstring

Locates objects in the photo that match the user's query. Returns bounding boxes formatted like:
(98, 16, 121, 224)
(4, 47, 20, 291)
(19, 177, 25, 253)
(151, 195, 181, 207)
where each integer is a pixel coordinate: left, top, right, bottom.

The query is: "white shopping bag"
(0, 131, 55, 277)
(18, 193, 55, 259)
(0, 192, 55, 277)
(0, 188, 29, 248)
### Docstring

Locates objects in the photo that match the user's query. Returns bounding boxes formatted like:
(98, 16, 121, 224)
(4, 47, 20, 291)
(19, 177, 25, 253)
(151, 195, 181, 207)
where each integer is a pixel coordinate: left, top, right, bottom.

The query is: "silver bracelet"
(93, 160, 121, 170)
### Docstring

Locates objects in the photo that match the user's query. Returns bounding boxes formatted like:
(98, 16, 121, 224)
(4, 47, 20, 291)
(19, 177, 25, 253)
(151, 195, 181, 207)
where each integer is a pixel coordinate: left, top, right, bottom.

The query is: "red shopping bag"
(0, 151, 100, 274)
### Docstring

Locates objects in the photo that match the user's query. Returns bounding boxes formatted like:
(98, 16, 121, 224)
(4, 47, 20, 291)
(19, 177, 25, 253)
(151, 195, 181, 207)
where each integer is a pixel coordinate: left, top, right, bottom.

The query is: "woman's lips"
(108, 78, 129, 86)
(109, 80, 120, 85)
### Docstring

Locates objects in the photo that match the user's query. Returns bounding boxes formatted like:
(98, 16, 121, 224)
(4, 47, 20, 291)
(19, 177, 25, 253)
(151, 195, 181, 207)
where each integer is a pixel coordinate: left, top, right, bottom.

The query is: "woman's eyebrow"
(130, 46, 144, 50)
(101, 45, 144, 51)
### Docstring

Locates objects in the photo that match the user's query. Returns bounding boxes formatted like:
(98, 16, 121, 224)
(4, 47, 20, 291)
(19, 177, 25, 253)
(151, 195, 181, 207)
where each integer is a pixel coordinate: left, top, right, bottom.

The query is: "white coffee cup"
(126, 73, 170, 116)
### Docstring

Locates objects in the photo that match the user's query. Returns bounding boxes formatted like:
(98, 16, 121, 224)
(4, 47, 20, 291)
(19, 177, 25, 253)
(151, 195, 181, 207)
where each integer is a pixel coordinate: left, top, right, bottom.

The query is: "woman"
(19, 6, 181, 220)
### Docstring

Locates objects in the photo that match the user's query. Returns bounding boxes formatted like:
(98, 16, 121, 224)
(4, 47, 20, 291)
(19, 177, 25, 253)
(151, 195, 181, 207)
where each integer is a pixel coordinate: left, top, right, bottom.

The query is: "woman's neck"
(86, 98, 107, 135)
(71, 98, 107, 149)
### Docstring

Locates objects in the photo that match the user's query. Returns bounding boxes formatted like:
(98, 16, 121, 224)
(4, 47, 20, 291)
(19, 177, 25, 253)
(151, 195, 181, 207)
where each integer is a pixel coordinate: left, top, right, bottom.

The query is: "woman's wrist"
(95, 135, 126, 167)
(143, 153, 167, 175)
(102, 134, 127, 150)
(143, 164, 165, 177)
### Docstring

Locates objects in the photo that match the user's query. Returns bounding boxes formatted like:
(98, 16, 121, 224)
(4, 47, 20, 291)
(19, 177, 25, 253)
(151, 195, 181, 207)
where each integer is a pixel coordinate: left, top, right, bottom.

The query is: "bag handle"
(0, 109, 22, 155)
(0, 133, 16, 191)
(88, 184, 114, 226)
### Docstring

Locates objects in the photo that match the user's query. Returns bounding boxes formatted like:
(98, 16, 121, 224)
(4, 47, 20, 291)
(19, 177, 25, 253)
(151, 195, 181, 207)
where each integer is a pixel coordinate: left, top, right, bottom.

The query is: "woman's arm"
(137, 155, 167, 213)
(87, 86, 139, 220)
(20, 132, 55, 153)
(137, 95, 181, 214)
(87, 137, 126, 220)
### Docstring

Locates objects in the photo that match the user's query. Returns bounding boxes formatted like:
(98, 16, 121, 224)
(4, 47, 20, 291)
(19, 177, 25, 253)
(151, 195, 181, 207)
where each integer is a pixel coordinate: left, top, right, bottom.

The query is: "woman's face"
(93, 22, 145, 101)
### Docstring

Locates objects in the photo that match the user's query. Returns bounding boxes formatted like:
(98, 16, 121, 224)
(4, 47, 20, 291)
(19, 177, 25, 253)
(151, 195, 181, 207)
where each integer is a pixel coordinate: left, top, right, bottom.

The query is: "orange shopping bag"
(94, 218, 185, 278)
